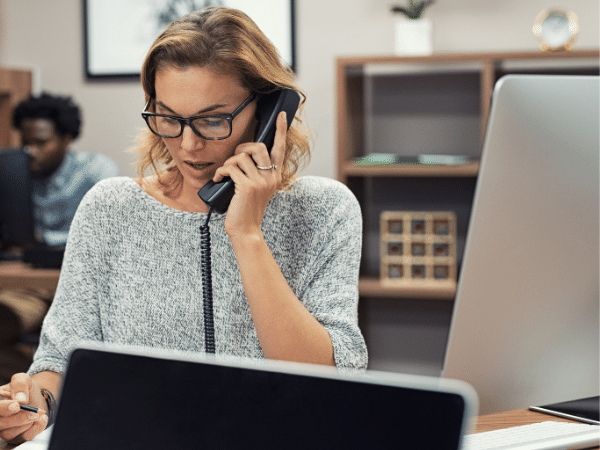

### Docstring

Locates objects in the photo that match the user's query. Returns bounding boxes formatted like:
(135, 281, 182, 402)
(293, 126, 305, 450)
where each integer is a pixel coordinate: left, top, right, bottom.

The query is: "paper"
(12, 425, 52, 449)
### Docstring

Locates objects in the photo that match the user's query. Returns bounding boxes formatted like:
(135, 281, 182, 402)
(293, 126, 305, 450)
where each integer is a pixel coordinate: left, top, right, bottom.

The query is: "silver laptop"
(42, 343, 476, 449)
(443, 75, 599, 417)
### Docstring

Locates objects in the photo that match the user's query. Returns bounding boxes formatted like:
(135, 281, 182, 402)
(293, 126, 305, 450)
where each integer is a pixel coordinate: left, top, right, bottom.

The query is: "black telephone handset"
(198, 89, 300, 354)
(198, 89, 301, 214)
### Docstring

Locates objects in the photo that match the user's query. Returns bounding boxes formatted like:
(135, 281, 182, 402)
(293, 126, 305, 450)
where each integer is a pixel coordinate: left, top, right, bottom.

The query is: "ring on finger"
(256, 164, 277, 170)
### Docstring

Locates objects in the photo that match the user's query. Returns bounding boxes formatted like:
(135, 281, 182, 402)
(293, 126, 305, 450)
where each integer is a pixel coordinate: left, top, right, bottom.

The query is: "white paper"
(12, 425, 52, 450)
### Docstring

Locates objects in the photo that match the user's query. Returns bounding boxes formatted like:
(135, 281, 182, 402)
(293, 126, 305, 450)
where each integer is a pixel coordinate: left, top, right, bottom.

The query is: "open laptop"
(442, 75, 599, 416)
(0, 147, 65, 268)
(0, 148, 35, 250)
(41, 344, 476, 449)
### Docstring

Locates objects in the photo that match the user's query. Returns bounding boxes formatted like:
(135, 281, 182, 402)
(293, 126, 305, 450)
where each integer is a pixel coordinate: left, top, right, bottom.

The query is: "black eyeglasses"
(141, 93, 256, 140)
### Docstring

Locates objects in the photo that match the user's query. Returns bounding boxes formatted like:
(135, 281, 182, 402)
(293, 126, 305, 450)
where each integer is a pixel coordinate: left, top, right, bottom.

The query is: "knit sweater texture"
(29, 176, 368, 374)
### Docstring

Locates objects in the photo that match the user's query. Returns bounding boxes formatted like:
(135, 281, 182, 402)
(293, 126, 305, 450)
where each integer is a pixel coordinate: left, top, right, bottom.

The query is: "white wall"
(0, 0, 598, 179)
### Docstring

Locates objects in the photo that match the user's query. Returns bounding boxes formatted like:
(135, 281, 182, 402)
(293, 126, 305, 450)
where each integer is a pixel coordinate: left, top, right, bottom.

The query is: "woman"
(0, 6, 367, 444)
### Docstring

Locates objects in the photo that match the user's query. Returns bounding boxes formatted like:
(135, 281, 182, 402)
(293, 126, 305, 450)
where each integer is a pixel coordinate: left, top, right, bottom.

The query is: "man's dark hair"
(12, 92, 82, 139)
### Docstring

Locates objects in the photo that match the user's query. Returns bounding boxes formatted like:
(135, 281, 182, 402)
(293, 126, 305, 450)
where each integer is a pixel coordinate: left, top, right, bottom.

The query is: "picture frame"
(83, 0, 296, 80)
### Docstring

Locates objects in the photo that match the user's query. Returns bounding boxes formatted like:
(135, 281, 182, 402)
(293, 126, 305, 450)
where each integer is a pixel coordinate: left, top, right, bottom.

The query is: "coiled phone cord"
(199, 207, 215, 354)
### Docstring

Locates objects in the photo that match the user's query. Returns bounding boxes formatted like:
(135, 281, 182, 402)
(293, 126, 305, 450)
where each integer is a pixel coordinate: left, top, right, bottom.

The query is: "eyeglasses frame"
(141, 92, 257, 140)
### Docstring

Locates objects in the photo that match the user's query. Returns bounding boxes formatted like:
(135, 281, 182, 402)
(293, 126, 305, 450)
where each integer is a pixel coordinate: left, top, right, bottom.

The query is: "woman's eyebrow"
(155, 100, 229, 116)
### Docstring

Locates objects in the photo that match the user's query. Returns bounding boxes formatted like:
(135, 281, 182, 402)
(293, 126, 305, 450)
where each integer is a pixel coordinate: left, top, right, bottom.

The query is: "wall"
(0, 0, 597, 178)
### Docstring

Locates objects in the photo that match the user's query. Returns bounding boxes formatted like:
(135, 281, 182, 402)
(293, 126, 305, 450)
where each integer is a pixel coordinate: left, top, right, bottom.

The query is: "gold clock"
(533, 9, 579, 51)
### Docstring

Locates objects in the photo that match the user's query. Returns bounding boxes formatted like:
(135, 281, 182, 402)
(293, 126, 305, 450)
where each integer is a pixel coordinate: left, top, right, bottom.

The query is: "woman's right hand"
(0, 373, 48, 444)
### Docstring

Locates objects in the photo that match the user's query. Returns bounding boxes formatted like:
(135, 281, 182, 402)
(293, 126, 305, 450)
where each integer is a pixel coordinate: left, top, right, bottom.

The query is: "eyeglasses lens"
(147, 115, 231, 139)
(191, 117, 230, 139)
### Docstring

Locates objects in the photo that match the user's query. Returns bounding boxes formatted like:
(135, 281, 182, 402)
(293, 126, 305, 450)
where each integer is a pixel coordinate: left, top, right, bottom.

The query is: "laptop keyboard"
(462, 421, 600, 449)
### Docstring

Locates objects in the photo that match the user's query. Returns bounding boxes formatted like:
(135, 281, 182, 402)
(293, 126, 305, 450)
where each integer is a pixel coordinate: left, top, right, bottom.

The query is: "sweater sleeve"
(28, 182, 108, 376)
(288, 179, 368, 371)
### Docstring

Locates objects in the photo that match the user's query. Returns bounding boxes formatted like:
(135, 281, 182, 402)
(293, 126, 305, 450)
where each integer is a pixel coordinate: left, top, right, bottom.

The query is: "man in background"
(14, 92, 119, 245)
(0, 92, 119, 383)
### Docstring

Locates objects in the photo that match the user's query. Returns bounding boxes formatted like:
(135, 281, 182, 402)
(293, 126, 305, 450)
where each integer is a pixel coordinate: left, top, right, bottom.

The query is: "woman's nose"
(179, 124, 205, 152)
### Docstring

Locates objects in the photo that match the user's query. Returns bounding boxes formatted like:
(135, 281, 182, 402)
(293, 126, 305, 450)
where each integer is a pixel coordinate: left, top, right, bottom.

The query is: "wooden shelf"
(359, 277, 456, 300)
(342, 161, 480, 178)
(336, 49, 600, 68)
(338, 50, 599, 304)
(0, 67, 32, 147)
(336, 49, 600, 186)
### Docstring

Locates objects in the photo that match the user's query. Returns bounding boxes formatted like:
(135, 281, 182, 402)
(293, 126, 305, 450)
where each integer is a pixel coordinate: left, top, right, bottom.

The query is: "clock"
(533, 9, 579, 51)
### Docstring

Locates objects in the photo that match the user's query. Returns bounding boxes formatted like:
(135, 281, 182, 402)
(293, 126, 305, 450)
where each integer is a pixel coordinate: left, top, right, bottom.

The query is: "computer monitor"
(0, 147, 35, 250)
(442, 75, 599, 414)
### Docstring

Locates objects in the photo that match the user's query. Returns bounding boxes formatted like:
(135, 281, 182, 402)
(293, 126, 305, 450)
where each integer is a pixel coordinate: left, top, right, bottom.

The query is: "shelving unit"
(0, 68, 32, 147)
(336, 49, 599, 302)
(336, 49, 599, 374)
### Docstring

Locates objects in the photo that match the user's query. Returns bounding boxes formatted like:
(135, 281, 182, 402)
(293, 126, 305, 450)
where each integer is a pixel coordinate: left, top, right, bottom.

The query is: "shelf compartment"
(363, 71, 482, 159)
(352, 176, 477, 279)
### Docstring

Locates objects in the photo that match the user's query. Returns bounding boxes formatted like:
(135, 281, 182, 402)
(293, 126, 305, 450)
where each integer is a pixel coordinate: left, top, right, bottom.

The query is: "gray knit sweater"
(29, 176, 368, 374)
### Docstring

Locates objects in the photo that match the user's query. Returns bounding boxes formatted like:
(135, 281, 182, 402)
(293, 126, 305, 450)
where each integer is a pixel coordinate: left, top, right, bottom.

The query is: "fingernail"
(15, 392, 27, 402)
(28, 413, 39, 421)
(8, 402, 19, 412)
(41, 414, 48, 423)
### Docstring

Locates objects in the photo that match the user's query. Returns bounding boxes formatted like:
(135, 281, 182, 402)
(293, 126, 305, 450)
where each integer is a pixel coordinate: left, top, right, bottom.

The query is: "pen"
(0, 397, 45, 414)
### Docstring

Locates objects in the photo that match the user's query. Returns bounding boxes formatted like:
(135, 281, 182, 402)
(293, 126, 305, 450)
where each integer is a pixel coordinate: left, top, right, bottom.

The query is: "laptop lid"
(442, 75, 599, 414)
(48, 344, 477, 450)
(529, 396, 600, 425)
(0, 148, 35, 249)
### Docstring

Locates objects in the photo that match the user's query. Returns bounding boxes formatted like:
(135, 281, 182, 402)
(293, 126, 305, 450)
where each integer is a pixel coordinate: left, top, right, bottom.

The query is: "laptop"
(442, 75, 599, 415)
(0, 148, 35, 250)
(529, 396, 600, 425)
(0, 147, 65, 268)
(42, 343, 476, 449)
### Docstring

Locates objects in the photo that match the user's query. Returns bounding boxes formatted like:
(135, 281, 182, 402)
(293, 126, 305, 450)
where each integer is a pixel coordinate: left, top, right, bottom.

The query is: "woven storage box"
(380, 211, 457, 288)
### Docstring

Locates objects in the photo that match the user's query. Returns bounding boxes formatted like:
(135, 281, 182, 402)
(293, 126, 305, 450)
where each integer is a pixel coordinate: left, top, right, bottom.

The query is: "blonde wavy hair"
(133, 6, 311, 198)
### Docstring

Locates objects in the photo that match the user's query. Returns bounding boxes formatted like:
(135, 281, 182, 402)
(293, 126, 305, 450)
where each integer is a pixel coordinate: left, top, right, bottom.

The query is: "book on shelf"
(354, 153, 472, 166)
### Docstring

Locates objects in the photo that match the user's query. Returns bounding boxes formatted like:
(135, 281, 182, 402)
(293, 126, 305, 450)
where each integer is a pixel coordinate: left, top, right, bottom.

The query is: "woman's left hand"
(212, 111, 287, 240)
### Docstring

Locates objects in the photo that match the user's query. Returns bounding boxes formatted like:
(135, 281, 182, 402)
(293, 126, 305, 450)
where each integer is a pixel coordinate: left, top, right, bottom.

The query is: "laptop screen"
(49, 346, 475, 450)
(0, 148, 35, 250)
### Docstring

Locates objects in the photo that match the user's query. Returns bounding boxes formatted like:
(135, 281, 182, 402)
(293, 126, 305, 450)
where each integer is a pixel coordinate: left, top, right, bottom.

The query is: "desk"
(1, 409, 597, 449)
(0, 262, 60, 291)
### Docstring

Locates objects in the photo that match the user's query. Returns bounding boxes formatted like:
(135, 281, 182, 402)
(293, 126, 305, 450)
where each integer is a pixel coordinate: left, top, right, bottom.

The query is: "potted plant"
(391, 0, 435, 19)
(391, 1, 435, 55)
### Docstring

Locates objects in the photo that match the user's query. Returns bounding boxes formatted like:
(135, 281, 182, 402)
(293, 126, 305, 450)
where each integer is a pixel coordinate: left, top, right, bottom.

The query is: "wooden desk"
(1, 408, 597, 449)
(0, 261, 60, 291)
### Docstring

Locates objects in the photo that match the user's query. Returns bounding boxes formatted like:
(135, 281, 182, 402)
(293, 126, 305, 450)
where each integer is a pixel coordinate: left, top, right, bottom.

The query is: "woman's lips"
(185, 161, 212, 171)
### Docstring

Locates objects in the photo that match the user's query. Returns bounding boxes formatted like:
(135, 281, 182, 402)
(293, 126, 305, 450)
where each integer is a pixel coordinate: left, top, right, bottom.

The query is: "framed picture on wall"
(83, 0, 296, 79)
